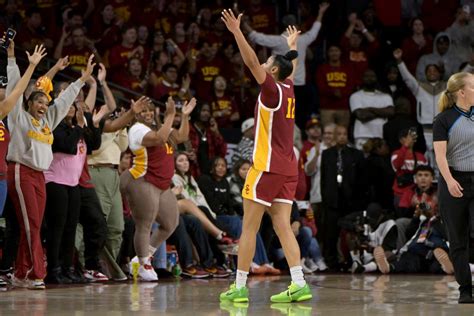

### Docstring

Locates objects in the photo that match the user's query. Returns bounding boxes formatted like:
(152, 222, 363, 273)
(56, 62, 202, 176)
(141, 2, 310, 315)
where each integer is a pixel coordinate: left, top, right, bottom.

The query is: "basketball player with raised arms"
(219, 9, 312, 303)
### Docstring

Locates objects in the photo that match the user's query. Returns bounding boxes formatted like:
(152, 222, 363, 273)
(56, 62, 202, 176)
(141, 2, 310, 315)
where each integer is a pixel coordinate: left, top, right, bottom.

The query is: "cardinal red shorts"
(242, 166, 297, 207)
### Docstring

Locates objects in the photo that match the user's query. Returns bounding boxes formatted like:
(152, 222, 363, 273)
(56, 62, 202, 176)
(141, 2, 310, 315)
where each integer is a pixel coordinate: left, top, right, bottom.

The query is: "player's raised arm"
(221, 9, 266, 84)
(283, 25, 300, 82)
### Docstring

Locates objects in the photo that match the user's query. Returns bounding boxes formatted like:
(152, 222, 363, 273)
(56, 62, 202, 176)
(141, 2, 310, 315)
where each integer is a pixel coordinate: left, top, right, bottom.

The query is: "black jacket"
(52, 112, 104, 155)
(198, 174, 235, 216)
(321, 145, 367, 212)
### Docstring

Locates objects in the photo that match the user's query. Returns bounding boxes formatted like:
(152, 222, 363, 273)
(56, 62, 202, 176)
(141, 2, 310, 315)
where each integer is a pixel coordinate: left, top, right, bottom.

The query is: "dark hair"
(162, 63, 178, 73)
(191, 101, 210, 123)
(26, 90, 49, 108)
(121, 24, 136, 34)
(120, 150, 132, 161)
(26, 7, 41, 18)
(233, 159, 251, 178)
(425, 64, 441, 75)
(436, 35, 449, 44)
(273, 50, 298, 80)
(408, 17, 423, 30)
(398, 127, 417, 140)
(210, 156, 227, 177)
(174, 152, 197, 192)
(70, 26, 86, 35)
(414, 165, 434, 176)
(68, 9, 83, 20)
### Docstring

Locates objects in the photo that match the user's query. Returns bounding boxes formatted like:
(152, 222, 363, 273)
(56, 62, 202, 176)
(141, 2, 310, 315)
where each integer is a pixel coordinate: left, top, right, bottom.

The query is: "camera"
(418, 202, 431, 213)
(2, 28, 16, 50)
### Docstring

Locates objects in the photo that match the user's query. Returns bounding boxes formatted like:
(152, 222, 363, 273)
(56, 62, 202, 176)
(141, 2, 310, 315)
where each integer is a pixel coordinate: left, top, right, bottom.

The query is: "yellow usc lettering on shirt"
(27, 130, 54, 145)
(69, 55, 88, 67)
(201, 66, 219, 80)
(0, 125, 5, 142)
(252, 14, 270, 29)
(212, 99, 231, 111)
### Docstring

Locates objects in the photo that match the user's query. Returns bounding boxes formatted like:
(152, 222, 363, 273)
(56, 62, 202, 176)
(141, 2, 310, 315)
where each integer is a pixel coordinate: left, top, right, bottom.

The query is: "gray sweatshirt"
(6, 58, 84, 171)
(398, 61, 446, 125)
(248, 21, 321, 86)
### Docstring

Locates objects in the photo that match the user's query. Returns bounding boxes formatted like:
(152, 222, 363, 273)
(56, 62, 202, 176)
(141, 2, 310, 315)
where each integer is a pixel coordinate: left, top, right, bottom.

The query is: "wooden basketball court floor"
(0, 274, 472, 315)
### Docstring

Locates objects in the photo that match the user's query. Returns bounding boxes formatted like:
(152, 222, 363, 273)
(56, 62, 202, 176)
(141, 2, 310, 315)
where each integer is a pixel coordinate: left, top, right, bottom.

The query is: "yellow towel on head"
(35, 76, 53, 101)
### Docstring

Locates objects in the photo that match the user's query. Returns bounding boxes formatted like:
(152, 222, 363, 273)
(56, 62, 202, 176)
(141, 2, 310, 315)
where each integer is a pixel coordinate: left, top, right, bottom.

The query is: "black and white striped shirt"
(433, 105, 474, 172)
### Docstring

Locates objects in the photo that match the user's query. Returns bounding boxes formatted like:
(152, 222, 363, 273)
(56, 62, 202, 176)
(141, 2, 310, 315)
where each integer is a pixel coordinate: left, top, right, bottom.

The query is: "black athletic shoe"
(46, 267, 72, 284)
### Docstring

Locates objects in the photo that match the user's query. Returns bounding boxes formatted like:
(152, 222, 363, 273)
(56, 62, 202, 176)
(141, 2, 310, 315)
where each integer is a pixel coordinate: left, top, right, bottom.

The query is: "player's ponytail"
(283, 50, 298, 61)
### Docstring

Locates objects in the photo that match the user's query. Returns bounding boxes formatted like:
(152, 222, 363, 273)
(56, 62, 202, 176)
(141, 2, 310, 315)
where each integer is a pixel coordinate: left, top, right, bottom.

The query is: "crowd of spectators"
(0, 0, 473, 288)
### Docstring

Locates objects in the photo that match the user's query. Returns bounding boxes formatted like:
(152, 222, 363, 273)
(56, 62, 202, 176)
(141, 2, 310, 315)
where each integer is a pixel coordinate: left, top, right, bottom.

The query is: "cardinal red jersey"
(253, 73, 297, 176)
(128, 123, 174, 190)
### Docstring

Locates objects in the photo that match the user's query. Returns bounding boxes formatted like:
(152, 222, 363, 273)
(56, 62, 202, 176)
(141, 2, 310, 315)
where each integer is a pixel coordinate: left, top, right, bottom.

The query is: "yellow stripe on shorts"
(242, 166, 262, 201)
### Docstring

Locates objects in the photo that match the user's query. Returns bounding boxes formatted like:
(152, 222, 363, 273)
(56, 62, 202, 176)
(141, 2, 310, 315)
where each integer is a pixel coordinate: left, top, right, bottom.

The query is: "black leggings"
(439, 170, 474, 290)
(45, 183, 81, 270)
(79, 187, 108, 270)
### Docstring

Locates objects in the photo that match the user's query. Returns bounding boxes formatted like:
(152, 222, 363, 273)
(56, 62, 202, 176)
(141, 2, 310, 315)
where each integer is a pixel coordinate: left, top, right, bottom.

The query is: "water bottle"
(172, 264, 182, 277)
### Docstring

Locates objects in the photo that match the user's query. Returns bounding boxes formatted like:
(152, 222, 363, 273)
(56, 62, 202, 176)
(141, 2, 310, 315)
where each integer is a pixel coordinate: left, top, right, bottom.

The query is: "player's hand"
(283, 25, 300, 49)
(26, 44, 47, 66)
(182, 98, 196, 116)
(221, 9, 243, 34)
(393, 49, 403, 61)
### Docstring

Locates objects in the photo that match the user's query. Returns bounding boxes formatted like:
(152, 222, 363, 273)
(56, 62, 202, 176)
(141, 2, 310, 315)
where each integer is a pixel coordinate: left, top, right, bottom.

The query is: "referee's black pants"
(439, 170, 474, 293)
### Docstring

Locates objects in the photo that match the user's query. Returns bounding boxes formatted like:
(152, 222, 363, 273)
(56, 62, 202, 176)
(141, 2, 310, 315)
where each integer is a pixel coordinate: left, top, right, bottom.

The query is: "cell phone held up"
(2, 28, 16, 50)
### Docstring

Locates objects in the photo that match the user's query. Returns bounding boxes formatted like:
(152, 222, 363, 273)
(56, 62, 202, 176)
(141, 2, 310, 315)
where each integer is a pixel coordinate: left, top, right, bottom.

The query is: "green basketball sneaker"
(219, 283, 249, 303)
(270, 282, 312, 303)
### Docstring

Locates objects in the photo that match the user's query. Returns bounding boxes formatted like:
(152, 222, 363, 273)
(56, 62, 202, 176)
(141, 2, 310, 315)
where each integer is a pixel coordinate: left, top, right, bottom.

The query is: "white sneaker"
(28, 279, 45, 290)
(83, 270, 109, 282)
(305, 258, 319, 272)
(316, 259, 328, 271)
(12, 276, 28, 288)
(301, 258, 314, 274)
(138, 263, 158, 282)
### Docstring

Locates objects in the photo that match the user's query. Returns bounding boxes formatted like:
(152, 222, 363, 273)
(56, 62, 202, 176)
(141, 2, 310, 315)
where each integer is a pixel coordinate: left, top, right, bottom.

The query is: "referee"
(433, 72, 474, 304)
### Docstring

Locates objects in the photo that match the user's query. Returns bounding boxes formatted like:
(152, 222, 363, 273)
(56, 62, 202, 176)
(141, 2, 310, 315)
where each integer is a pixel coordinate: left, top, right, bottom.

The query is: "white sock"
(138, 256, 149, 265)
(216, 231, 224, 240)
(364, 262, 377, 273)
(470, 263, 474, 273)
(236, 270, 249, 289)
(289, 266, 306, 287)
(148, 245, 157, 256)
(350, 250, 361, 264)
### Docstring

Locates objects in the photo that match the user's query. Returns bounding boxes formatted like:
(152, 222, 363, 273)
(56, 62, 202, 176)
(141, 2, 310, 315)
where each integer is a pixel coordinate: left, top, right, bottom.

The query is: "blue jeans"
(297, 226, 323, 262)
(216, 215, 269, 264)
(0, 179, 6, 217)
(150, 223, 168, 269)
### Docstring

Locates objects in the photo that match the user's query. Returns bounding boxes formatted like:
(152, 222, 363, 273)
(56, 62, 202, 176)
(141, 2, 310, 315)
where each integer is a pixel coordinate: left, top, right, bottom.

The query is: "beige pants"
(120, 171, 179, 258)
(320, 109, 351, 128)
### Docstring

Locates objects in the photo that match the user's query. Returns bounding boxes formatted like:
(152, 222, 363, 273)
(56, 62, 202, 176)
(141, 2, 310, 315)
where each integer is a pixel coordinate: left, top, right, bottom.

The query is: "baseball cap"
(305, 117, 320, 130)
(241, 117, 255, 133)
(35, 76, 53, 101)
